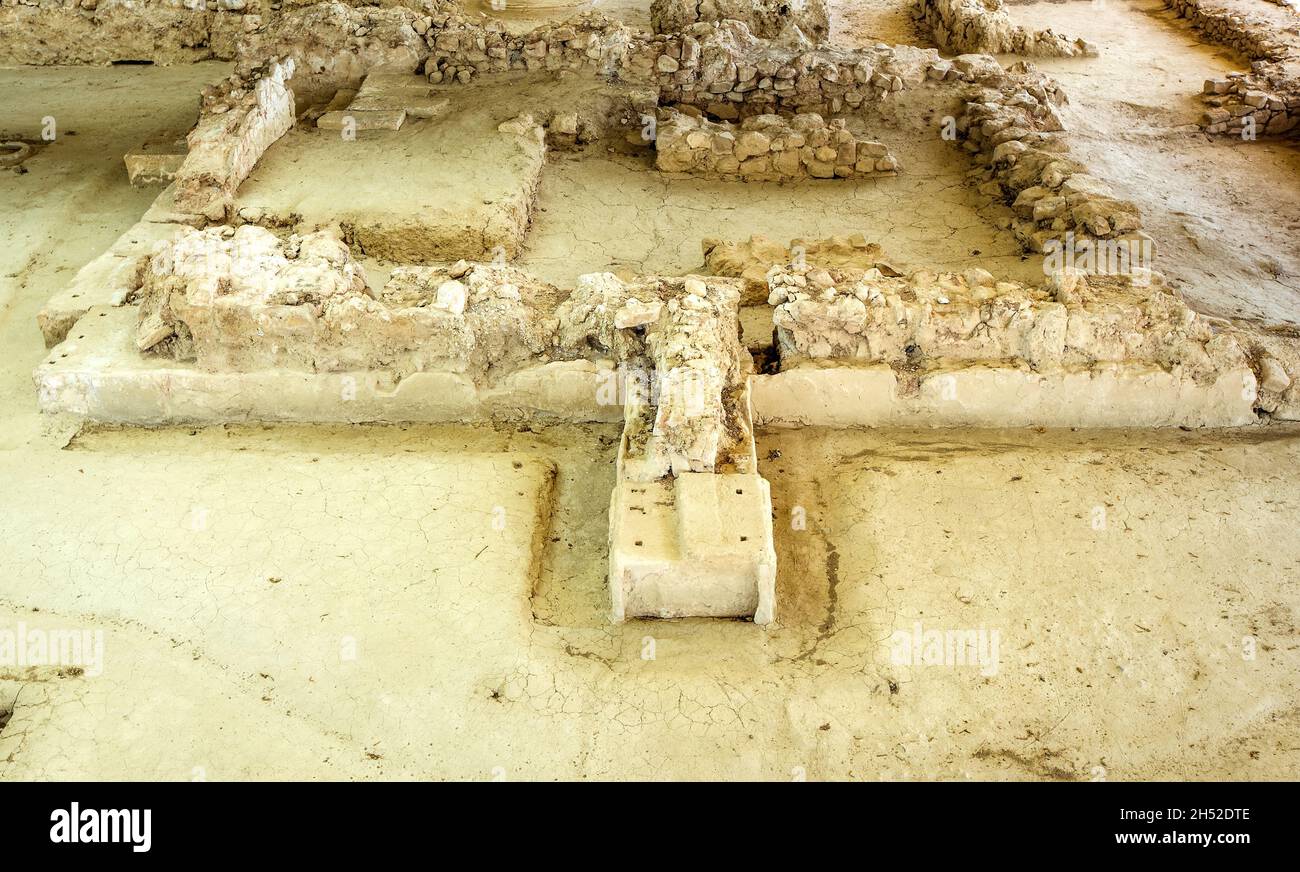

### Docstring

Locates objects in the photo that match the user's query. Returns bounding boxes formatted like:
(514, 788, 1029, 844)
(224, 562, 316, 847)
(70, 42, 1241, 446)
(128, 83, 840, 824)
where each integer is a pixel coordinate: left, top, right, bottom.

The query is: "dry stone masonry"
(956, 72, 1153, 256)
(1165, 0, 1300, 137)
(650, 0, 830, 42)
(918, 0, 1097, 58)
(654, 109, 899, 180)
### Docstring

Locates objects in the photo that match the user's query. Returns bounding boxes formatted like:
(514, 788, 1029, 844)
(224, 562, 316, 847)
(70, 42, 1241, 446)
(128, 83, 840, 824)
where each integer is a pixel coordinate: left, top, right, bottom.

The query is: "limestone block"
(609, 473, 776, 623)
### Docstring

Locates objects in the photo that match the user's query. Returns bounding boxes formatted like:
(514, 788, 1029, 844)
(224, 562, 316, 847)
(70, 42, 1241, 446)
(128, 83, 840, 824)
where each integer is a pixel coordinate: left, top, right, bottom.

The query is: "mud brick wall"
(655, 109, 898, 180)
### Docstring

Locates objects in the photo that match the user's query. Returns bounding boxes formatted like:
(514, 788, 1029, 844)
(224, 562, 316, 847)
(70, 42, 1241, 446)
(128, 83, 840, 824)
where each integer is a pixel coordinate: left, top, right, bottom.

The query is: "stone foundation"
(173, 57, 296, 221)
(702, 233, 891, 304)
(134, 225, 561, 381)
(917, 0, 1097, 58)
(654, 109, 898, 181)
(649, 0, 830, 42)
(1165, 0, 1291, 61)
(1165, 0, 1300, 137)
(956, 70, 1153, 256)
(1200, 72, 1300, 136)
(760, 262, 1267, 428)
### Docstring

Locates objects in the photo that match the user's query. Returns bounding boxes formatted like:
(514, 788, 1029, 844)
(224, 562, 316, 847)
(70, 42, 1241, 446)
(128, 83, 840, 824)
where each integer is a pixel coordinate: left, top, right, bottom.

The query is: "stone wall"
(1, 3, 987, 124)
(1201, 72, 1300, 136)
(0, 0, 464, 66)
(419, 16, 965, 119)
(654, 109, 898, 181)
(1170, 0, 1300, 138)
(649, 21, 959, 119)
(702, 233, 890, 304)
(135, 225, 561, 379)
(762, 257, 1300, 424)
(649, 0, 830, 42)
(917, 0, 1097, 58)
(1165, 0, 1290, 62)
(769, 260, 1250, 393)
(172, 57, 296, 221)
(1164, 0, 1300, 137)
(956, 72, 1151, 255)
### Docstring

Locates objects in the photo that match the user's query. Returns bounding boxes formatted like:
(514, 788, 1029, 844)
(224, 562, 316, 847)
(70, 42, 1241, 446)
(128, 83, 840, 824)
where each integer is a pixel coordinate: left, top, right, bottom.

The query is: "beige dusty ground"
(2, 2, 1300, 780)
(240, 69, 1042, 287)
(1003, 0, 1300, 323)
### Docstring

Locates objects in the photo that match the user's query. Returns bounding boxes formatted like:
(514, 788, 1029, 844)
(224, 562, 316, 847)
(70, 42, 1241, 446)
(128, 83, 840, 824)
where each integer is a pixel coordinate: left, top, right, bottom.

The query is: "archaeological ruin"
(2, 0, 1299, 786)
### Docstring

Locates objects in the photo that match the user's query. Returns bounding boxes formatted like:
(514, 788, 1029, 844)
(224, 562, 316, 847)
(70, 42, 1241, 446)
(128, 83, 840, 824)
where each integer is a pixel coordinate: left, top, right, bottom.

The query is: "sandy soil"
(830, 0, 930, 48)
(2, 4, 1300, 779)
(2, 419, 1298, 780)
(1002, 0, 1300, 323)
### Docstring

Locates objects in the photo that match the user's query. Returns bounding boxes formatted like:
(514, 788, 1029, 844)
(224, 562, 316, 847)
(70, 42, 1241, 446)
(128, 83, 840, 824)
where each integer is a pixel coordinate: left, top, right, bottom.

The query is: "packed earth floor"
(1, 0, 1299, 780)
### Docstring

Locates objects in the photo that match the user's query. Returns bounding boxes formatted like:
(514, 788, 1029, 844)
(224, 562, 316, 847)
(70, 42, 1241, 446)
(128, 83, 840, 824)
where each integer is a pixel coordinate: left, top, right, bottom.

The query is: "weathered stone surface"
(655, 109, 898, 182)
(173, 57, 296, 221)
(133, 225, 559, 380)
(557, 273, 753, 476)
(702, 233, 889, 305)
(919, 0, 1097, 58)
(769, 262, 1253, 406)
(650, 0, 829, 42)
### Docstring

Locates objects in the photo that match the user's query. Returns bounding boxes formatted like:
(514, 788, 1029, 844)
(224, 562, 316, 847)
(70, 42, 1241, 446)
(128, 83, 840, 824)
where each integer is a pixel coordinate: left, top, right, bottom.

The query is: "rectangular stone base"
(751, 363, 1258, 429)
(34, 306, 624, 426)
(609, 473, 777, 624)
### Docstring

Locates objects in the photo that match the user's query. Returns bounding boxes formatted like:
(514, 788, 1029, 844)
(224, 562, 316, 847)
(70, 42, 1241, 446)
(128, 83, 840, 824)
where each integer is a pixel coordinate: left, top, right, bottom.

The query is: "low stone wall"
(768, 262, 1231, 373)
(649, 22, 959, 119)
(956, 73, 1152, 256)
(0, 0, 462, 66)
(1165, 0, 1290, 62)
(40, 227, 1300, 428)
(702, 233, 891, 304)
(172, 57, 296, 221)
(762, 260, 1263, 426)
(0, 0, 240, 64)
(1, 3, 989, 124)
(917, 0, 1097, 58)
(1163, 0, 1300, 137)
(134, 225, 561, 379)
(1201, 72, 1300, 136)
(654, 109, 899, 181)
(758, 258, 1300, 426)
(419, 16, 965, 119)
(649, 0, 829, 42)
(423, 12, 896, 116)
(421, 12, 636, 85)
